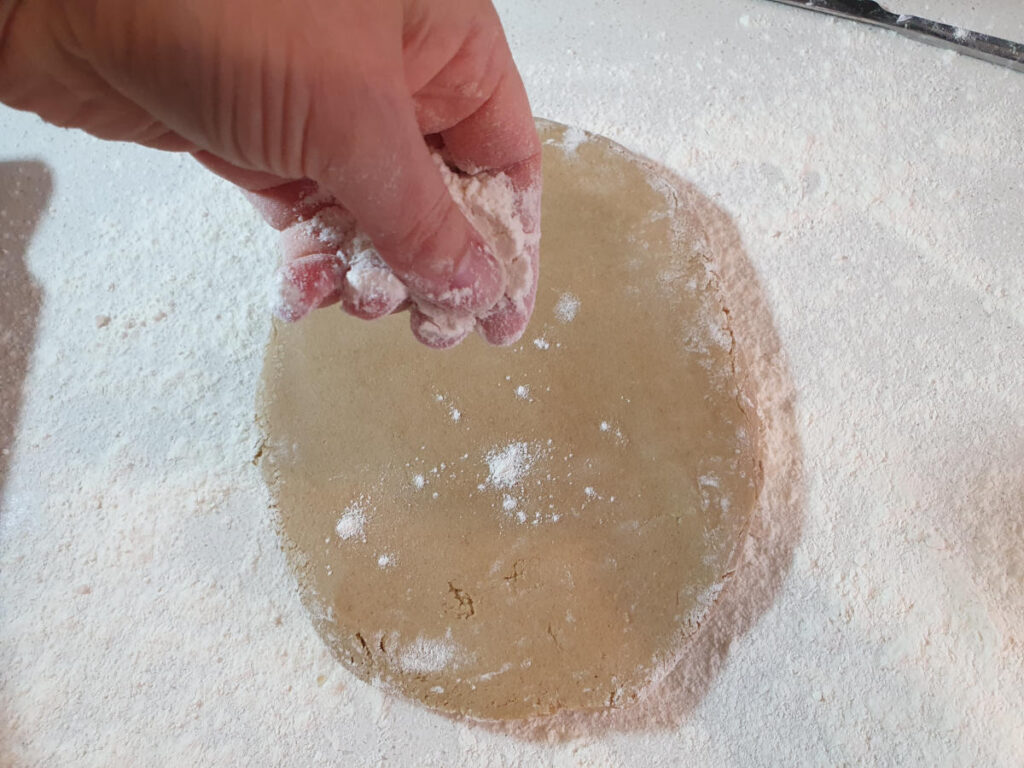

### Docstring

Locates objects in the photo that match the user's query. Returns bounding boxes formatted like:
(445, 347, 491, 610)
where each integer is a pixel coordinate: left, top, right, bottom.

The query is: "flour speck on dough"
(485, 442, 538, 490)
(335, 502, 367, 541)
(554, 293, 580, 323)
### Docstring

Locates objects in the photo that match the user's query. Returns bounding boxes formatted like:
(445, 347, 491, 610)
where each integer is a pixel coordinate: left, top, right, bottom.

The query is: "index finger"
(440, 52, 542, 346)
(440, 47, 541, 187)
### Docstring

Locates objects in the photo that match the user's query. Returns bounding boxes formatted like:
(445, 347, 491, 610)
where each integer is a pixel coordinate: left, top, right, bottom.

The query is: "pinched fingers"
(432, 56, 542, 346)
(275, 203, 410, 323)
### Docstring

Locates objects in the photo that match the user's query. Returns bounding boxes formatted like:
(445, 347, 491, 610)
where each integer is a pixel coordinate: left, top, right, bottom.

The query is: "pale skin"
(0, 0, 541, 347)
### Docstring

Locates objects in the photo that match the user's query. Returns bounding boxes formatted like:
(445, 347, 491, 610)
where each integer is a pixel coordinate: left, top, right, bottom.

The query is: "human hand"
(0, 0, 541, 347)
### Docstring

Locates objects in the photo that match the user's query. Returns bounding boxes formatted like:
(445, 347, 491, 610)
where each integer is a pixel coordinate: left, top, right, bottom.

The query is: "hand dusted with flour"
(0, 0, 541, 347)
(273, 153, 540, 348)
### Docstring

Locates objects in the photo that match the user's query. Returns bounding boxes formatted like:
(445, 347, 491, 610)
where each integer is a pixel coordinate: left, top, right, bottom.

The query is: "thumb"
(313, 93, 503, 317)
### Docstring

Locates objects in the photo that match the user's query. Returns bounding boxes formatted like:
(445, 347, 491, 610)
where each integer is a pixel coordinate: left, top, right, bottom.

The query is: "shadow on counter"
(0, 161, 50, 513)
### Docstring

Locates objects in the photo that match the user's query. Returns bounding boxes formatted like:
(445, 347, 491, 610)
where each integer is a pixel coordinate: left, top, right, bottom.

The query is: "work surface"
(2, 0, 1022, 765)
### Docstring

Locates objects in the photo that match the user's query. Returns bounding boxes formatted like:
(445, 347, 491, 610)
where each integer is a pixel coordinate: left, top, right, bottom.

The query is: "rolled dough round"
(258, 120, 761, 720)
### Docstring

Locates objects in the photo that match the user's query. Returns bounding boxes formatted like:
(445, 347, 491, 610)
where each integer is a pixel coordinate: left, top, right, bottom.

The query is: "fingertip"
(478, 237, 539, 346)
(409, 305, 475, 349)
(341, 265, 409, 320)
(272, 254, 346, 322)
(477, 296, 532, 346)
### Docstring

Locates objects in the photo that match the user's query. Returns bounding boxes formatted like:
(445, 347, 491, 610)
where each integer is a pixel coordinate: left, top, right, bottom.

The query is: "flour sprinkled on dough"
(485, 442, 538, 490)
(554, 293, 580, 323)
(399, 636, 460, 674)
(335, 503, 367, 542)
(559, 126, 588, 155)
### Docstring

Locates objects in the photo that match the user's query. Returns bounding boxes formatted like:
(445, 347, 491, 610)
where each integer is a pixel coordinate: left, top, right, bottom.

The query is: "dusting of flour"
(398, 635, 461, 675)
(335, 501, 367, 542)
(554, 292, 580, 323)
(484, 441, 537, 489)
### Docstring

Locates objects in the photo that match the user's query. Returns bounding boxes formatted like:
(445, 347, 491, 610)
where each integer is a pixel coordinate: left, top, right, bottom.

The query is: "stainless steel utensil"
(765, 0, 1024, 73)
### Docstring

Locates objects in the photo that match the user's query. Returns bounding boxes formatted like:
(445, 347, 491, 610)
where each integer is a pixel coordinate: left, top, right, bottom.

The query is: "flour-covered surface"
(1, 0, 1023, 764)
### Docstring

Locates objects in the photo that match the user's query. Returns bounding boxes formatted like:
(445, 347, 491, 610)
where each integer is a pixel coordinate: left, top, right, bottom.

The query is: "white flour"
(484, 442, 537, 490)
(335, 505, 367, 542)
(1, 0, 1023, 765)
(553, 292, 580, 323)
(342, 236, 409, 312)
(397, 635, 460, 675)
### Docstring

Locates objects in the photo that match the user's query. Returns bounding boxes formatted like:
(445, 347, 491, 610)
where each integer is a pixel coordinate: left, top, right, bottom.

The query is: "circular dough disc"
(259, 120, 760, 720)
